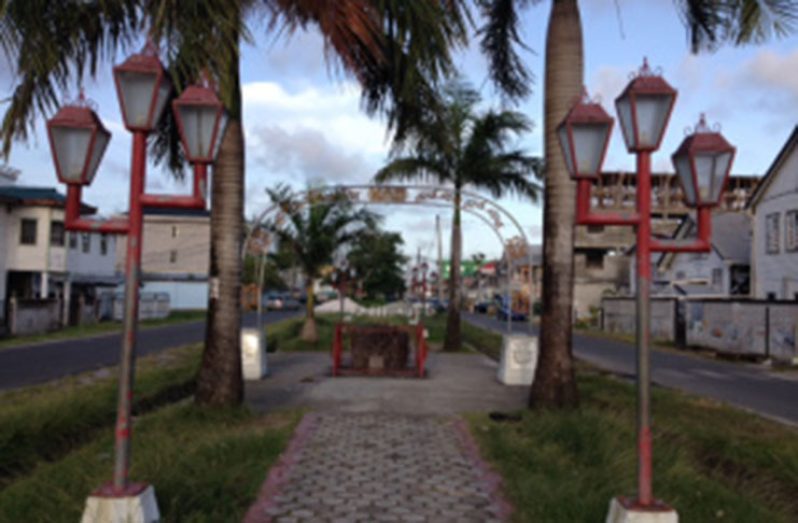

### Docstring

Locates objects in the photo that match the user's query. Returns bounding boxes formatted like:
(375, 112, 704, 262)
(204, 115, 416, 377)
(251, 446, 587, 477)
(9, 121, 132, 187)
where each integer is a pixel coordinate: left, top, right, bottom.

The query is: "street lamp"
(558, 59, 735, 521)
(47, 42, 226, 519)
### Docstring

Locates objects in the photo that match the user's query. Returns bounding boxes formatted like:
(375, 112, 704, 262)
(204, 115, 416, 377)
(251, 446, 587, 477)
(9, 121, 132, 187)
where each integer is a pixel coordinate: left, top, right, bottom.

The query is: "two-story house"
(749, 126, 798, 300)
(115, 207, 210, 310)
(654, 212, 752, 296)
(0, 174, 118, 329)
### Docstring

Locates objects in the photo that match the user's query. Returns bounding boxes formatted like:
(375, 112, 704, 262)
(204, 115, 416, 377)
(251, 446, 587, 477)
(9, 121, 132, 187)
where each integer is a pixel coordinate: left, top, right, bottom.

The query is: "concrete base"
(606, 497, 678, 523)
(242, 328, 268, 380)
(81, 484, 160, 523)
(497, 334, 538, 385)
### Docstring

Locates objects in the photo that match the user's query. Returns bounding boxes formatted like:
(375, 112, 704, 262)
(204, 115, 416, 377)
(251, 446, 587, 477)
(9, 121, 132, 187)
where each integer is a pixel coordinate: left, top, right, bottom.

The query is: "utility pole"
(436, 215, 443, 302)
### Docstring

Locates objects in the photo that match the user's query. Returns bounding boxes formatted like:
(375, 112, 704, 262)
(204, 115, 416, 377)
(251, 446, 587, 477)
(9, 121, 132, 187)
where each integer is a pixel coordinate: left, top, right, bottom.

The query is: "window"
(171, 226, 179, 238)
(586, 251, 604, 269)
(81, 233, 90, 253)
(587, 225, 605, 234)
(711, 268, 722, 287)
(50, 220, 65, 247)
(69, 232, 77, 249)
(169, 250, 177, 264)
(766, 213, 780, 254)
(19, 218, 37, 245)
(767, 292, 777, 301)
(786, 210, 798, 252)
(100, 234, 108, 256)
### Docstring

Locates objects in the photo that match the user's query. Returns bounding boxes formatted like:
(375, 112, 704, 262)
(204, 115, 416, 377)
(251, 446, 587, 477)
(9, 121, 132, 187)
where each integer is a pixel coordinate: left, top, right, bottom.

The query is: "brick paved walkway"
(245, 412, 511, 523)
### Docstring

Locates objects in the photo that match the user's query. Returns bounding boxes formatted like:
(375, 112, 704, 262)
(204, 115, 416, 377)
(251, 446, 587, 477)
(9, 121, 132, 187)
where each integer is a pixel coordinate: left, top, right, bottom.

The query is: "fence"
(601, 296, 798, 363)
(601, 297, 679, 342)
(686, 299, 798, 363)
(8, 298, 62, 336)
(112, 292, 170, 321)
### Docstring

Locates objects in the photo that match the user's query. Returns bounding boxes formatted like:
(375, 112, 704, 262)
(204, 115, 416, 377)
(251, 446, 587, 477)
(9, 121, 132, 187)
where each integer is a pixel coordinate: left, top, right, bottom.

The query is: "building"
(573, 170, 760, 315)
(115, 207, 210, 309)
(0, 170, 118, 330)
(749, 126, 798, 300)
(649, 212, 752, 296)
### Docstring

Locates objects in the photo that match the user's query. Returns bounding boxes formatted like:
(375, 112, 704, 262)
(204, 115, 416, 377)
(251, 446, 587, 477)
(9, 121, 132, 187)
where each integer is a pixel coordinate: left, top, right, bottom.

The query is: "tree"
(475, 0, 798, 409)
(0, 0, 471, 406)
(264, 185, 375, 342)
(375, 80, 541, 351)
(347, 228, 408, 301)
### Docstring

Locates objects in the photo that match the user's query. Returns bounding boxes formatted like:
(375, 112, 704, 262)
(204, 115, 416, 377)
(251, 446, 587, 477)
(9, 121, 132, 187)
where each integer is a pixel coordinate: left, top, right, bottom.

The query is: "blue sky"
(3, 0, 798, 262)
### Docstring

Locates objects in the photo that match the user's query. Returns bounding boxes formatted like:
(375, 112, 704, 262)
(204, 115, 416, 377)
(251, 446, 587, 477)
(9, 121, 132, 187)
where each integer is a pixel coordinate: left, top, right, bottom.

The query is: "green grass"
(468, 365, 798, 522)
(0, 405, 301, 522)
(0, 344, 201, 487)
(0, 310, 207, 350)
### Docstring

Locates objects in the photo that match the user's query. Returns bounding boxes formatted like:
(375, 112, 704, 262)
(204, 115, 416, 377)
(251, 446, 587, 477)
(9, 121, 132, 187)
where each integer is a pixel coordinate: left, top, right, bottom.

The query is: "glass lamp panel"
(615, 96, 635, 149)
(117, 71, 158, 128)
(85, 129, 110, 185)
(693, 153, 714, 204)
(711, 151, 732, 203)
(557, 125, 575, 177)
(178, 104, 218, 159)
(211, 112, 229, 162)
(634, 94, 673, 149)
(573, 123, 609, 177)
(151, 78, 172, 126)
(51, 126, 92, 183)
(673, 154, 696, 206)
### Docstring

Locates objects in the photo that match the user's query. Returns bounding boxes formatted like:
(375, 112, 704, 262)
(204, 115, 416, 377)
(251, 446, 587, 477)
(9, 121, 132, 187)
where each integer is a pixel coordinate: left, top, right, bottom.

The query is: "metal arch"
(243, 184, 536, 326)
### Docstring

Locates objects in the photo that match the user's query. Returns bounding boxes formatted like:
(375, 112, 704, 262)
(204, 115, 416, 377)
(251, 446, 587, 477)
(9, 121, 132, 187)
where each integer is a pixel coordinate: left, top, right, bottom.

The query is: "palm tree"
(475, 0, 798, 409)
(0, 0, 470, 406)
(375, 81, 541, 351)
(264, 185, 375, 342)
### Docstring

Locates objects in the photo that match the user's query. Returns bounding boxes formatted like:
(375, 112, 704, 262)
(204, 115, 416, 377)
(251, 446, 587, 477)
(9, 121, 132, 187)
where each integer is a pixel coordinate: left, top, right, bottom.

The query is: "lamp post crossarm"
(65, 185, 130, 235)
(139, 163, 208, 210)
(650, 207, 712, 253)
(575, 179, 639, 226)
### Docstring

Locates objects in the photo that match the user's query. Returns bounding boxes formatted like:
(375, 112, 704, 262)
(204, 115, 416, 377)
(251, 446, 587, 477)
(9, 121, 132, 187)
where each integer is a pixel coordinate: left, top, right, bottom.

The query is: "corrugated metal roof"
(0, 185, 97, 213)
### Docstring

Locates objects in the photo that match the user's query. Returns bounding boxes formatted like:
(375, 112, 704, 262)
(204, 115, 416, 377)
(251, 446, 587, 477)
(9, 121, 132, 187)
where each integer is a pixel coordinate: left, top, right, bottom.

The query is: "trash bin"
(241, 328, 268, 380)
(497, 334, 538, 385)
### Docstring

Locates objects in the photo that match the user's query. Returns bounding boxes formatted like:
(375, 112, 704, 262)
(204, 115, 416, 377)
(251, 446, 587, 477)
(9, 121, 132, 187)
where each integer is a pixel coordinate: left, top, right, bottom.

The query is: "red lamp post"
(47, 42, 227, 504)
(558, 59, 735, 517)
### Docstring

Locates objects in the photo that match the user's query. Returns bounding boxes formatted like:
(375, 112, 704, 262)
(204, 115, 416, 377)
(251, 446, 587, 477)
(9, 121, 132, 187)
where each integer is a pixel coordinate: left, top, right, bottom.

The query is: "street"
(464, 312, 798, 426)
(0, 310, 300, 391)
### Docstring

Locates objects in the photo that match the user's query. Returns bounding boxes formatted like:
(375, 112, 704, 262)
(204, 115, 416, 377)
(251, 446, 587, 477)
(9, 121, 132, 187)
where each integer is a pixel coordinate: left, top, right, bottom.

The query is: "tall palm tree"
(375, 81, 541, 350)
(0, 0, 470, 406)
(475, 0, 797, 409)
(264, 185, 375, 342)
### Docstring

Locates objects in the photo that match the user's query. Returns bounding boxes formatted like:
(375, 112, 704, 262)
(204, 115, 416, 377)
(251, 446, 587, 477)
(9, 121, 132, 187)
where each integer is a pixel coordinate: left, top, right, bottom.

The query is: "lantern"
(615, 58, 677, 152)
(47, 98, 111, 186)
(671, 115, 736, 207)
(557, 89, 614, 180)
(113, 42, 172, 132)
(173, 82, 228, 163)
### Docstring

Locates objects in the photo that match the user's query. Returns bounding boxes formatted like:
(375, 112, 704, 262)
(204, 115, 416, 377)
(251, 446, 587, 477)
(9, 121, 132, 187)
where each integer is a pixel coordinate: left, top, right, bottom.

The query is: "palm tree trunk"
(301, 279, 318, 342)
(443, 187, 462, 351)
(529, 0, 582, 409)
(195, 21, 244, 407)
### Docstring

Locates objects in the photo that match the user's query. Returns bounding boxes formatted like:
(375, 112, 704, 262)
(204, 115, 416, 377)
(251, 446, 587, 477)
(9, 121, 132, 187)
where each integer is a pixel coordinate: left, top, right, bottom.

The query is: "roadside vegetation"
(0, 310, 206, 351)
(0, 343, 300, 521)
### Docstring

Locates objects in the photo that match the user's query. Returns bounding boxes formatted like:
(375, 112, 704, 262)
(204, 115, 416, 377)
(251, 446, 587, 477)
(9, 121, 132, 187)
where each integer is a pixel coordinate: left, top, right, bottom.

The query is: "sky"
(3, 0, 798, 263)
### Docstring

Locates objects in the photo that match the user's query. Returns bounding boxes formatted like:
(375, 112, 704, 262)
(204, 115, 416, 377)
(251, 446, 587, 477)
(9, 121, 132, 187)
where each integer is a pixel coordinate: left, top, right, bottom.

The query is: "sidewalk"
(244, 352, 527, 522)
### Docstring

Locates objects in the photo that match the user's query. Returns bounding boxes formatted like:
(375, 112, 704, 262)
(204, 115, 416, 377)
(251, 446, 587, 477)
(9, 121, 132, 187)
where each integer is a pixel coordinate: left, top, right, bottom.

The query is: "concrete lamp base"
(606, 497, 678, 523)
(81, 483, 160, 523)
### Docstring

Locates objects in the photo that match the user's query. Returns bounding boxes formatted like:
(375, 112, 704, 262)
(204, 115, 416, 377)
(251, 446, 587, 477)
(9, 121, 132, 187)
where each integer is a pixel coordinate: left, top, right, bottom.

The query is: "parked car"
(474, 301, 491, 314)
(428, 298, 448, 314)
(496, 302, 527, 322)
(281, 293, 301, 311)
(264, 292, 283, 310)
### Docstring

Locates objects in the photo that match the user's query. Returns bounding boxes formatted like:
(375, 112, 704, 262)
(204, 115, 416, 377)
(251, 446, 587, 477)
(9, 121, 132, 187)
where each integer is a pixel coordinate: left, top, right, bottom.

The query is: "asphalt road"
(464, 312, 798, 426)
(0, 310, 300, 391)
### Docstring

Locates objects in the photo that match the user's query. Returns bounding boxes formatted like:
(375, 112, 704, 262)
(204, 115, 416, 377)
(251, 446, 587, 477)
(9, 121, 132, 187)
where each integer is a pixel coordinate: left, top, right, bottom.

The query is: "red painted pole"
(635, 151, 653, 507)
(113, 130, 146, 493)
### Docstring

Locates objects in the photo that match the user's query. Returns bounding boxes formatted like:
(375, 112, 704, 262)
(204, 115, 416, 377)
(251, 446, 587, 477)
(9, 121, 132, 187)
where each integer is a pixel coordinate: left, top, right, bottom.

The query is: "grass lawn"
(468, 364, 798, 523)
(0, 344, 202, 488)
(0, 310, 207, 350)
(0, 404, 300, 522)
(0, 341, 301, 522)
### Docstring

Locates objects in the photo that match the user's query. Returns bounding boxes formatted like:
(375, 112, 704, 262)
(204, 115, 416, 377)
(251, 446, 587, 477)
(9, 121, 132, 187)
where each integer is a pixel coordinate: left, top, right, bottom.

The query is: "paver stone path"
(245, 412, 511, 523)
